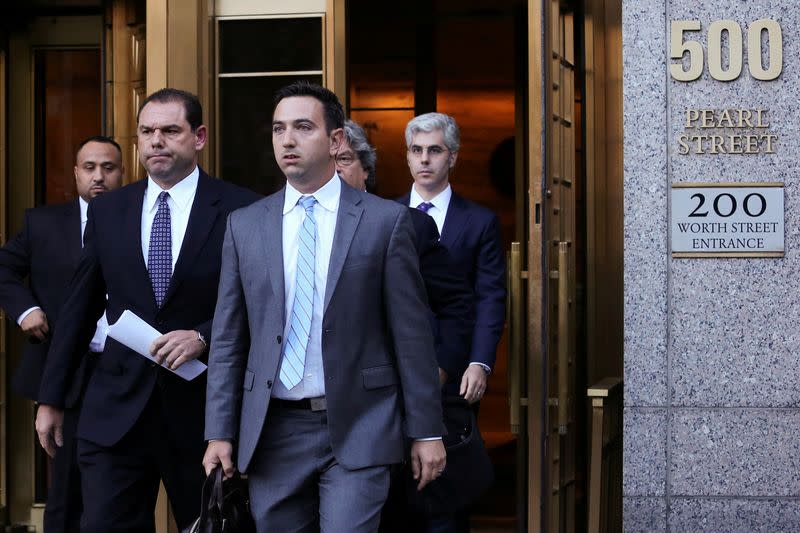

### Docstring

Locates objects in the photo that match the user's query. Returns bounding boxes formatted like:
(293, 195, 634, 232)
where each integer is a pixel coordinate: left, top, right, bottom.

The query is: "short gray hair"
(405, 112, 460, 153)
(343, 120, 376, 188)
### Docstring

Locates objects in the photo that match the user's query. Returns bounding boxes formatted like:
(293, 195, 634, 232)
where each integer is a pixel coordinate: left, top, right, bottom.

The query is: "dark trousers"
(77, 388, 205, 533)
(43, 353, 98, 533)
(43, 402, 82, 533)
(378, 470, 469, 533)
(379, 396, 480, 533)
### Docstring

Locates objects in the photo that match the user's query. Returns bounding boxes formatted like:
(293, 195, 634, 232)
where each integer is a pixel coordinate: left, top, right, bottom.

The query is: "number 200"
(670, 19, 782, 82)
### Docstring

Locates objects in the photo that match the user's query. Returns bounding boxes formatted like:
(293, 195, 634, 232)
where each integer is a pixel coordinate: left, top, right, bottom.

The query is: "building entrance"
(346, 1, 623, 531)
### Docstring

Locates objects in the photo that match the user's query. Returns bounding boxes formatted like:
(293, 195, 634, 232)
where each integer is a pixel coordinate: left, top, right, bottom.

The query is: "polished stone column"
(624, 1, 800, 530)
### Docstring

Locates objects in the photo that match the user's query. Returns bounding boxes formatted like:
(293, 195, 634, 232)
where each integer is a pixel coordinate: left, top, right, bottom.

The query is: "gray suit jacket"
(205, 180, 443, 472)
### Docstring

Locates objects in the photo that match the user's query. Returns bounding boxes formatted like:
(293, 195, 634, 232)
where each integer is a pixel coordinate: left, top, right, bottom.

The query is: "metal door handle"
(507, 242, 523, 434)
(558, 242, 569, 435)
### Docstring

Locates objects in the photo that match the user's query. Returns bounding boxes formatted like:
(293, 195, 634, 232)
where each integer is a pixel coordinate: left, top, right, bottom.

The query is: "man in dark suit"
(337, 120, 475, 533)
(400, 112, 506, 402)
(35, 88, 261, 533)
(202, 82, 446, 532)
(401, 112, 507, 533)
(0, 136, 123, 533)
(336, 119, 473, 386)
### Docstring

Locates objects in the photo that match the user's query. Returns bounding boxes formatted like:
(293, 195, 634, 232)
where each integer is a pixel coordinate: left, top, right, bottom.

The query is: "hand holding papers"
(107, 310, 207, 381)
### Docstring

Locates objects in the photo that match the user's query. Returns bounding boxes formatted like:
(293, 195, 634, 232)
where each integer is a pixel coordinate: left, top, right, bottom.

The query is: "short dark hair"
(137, 88, 203, 131)
(75, 135, 122, 161)
(273, 81, 344, 133)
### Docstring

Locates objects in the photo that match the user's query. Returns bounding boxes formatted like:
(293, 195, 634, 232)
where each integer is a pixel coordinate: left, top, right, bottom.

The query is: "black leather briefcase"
(405, 395, 495, 517)
(189, 466, 256, 533)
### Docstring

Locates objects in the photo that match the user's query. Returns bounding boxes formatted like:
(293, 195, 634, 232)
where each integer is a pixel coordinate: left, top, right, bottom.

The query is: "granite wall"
(623, 1, 800, 530)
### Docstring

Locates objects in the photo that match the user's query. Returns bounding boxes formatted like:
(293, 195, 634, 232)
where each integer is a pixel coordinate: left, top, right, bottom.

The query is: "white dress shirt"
(18, 197, 109, 353)
(409, 183, 452, 235)
(141, 166, 199, 272)
(272, 174, 340, 400)
(408, 183, 491, 374)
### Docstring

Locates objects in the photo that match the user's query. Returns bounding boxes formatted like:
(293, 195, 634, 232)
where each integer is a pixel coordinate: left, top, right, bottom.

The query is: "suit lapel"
(122, 180, 154, 306)
(440, 193, 469, 248)
(162, 171, 221, 308)
(323, 184, 363, 314)
(66, 200, 83, 270)
(261, 190, 285, 310)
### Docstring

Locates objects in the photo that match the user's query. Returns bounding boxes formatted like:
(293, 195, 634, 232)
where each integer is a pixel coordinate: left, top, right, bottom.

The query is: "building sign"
(677, 108, 777, 155)
(670, 19, 783, 156)
(671, 183, 784, 257)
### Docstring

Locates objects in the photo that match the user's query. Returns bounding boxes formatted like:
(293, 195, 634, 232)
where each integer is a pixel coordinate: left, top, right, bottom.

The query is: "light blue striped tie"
(279, 195, 317, 389)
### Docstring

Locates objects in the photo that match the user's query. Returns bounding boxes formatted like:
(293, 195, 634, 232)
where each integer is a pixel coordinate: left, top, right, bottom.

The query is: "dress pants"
(248, 406, 391, 533)
(77, 387, 205, 533)
(43, 400, 82, 533)
(379, 394, 480, 533)
(43, 352, 98, 533)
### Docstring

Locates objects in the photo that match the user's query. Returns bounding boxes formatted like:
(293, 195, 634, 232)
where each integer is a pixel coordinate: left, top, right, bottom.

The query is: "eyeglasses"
(335, 152, 356, 167)
(408, 145, 448, 157)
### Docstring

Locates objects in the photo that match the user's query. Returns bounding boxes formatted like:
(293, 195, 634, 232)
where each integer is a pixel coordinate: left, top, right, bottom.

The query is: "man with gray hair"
(400, 112, 506, 531)
(338, 119, 474, 532)
(401, 112, 505, 404)
(337, 119, 473, 394)
(336, 120, 376, 192)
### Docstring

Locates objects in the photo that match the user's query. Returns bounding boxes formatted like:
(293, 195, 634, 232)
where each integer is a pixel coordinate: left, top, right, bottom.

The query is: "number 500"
(670, 19, 782, 82)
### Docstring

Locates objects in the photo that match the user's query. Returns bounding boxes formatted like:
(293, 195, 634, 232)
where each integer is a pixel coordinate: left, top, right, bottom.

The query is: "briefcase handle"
(190, 466, 225, 533)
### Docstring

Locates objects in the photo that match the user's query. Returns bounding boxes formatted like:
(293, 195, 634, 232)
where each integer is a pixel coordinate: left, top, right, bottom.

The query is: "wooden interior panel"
(38, 49, 102, 205)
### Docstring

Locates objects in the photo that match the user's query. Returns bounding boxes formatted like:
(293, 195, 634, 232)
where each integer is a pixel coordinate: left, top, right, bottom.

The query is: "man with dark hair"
(0, 135, 123, 533)
(137, 87, 204, 131)
(35, 88, 261, 532)
(203, 82, 446, 532)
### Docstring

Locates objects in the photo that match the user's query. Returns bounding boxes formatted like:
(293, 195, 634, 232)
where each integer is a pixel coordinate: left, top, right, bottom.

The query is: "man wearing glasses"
(400, 112, 506, 531)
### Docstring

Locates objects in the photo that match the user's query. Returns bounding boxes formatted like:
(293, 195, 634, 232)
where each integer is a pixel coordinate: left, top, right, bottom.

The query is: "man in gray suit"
(203, 82, 446, 532)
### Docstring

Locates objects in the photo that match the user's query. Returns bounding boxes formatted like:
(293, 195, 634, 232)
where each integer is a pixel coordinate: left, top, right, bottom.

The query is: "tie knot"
(158, 191, 170, 205)
(416, 201, 434, 214)
(299, 195, 317, 212)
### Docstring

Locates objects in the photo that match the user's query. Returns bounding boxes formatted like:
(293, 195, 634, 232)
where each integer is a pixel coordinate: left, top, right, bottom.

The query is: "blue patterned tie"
(148, 191, 172, 308)
(279, 196, 317, 389)
(416, 201, 434, 213)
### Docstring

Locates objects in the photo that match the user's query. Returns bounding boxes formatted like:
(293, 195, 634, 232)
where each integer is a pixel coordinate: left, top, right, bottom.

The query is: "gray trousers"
(248, 407, 391, 533)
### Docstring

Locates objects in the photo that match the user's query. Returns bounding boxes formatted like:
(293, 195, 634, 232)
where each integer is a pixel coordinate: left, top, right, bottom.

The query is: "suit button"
(267, 380, 273, 388)
(324, 328, 333, 334)
(276, 335, 282, 344)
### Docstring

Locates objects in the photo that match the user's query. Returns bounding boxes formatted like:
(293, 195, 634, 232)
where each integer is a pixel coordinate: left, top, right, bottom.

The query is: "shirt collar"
(144, 166, 200, 214)
(283, 172, 341, 215)
(410, 183, 452, 211)
(79, 197, 89, 223)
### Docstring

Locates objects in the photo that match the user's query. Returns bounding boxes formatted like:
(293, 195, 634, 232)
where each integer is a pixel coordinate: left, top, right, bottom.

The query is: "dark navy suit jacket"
(38, 171, 261, 450)
(400, 191, 506, 370)
(0, 200, 92, 406)
(407, 208, 474, 382)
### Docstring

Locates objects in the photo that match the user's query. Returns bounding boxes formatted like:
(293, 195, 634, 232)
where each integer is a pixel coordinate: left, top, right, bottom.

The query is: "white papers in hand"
(106, 310, 207, 381)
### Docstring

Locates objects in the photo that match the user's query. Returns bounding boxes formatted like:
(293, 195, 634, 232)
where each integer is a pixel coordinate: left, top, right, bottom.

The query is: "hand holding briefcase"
(189, 466, 256, 533)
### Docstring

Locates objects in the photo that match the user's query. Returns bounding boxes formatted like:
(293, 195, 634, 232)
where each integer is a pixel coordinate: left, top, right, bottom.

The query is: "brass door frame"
(524, 1, 624, 530)
(5, 15, 103, 530)
(526, 0, 582, 531)
(526, 0, 546, 531)
(0, 48, 7, 524)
